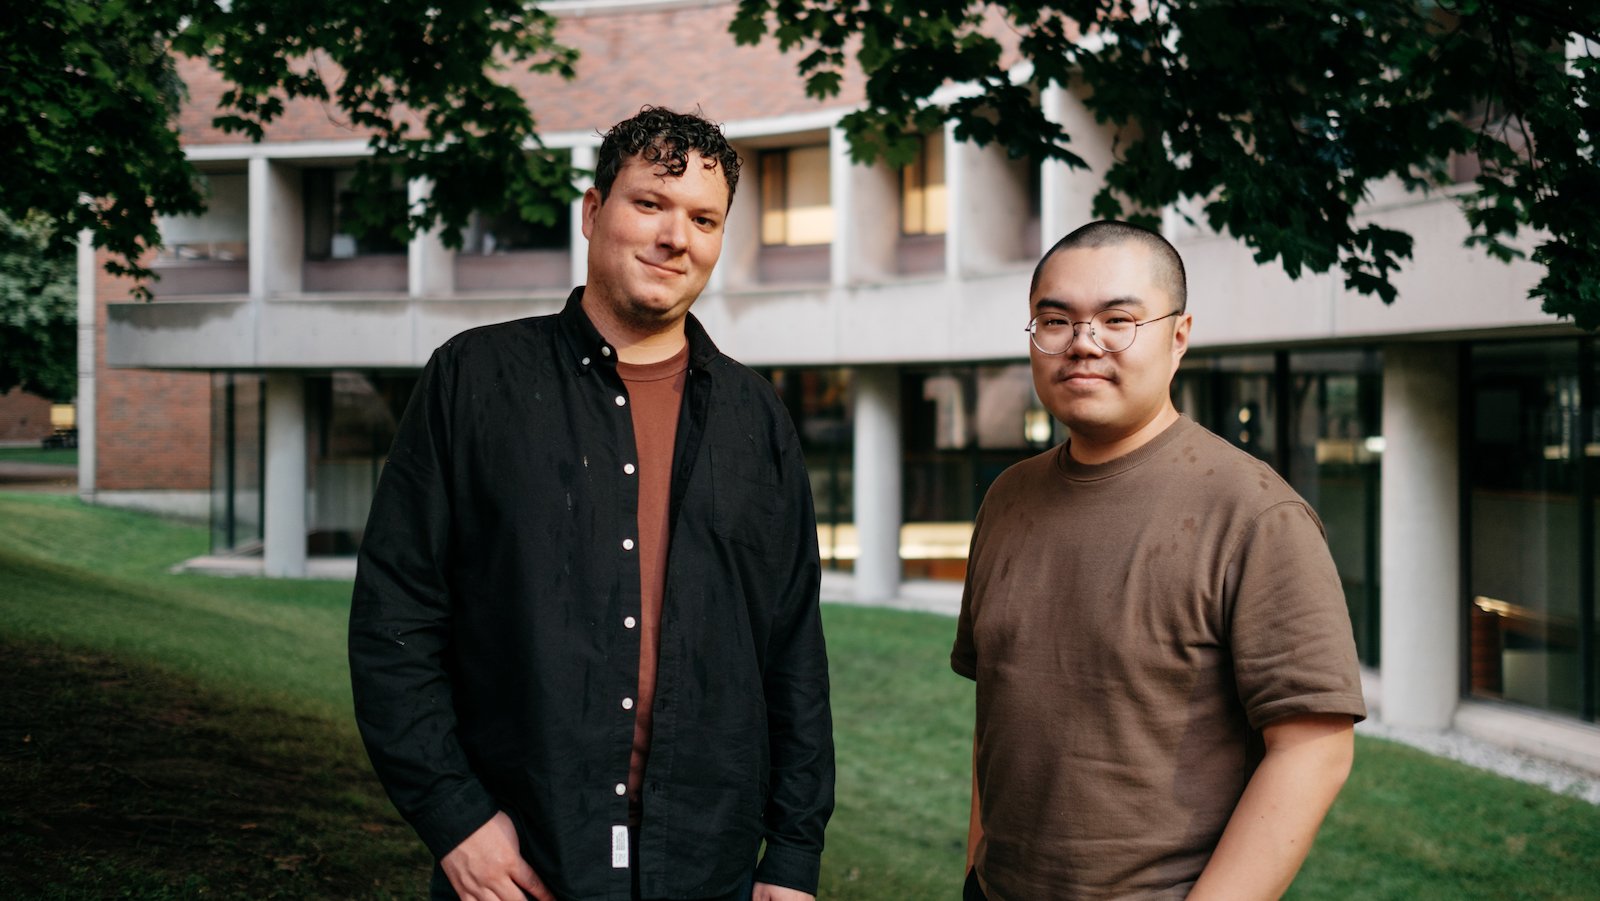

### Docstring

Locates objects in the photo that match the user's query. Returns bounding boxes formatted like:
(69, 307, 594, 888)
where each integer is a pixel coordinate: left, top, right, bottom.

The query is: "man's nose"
(1068, 321, 1104, 357)
(657, 211, 688, 250)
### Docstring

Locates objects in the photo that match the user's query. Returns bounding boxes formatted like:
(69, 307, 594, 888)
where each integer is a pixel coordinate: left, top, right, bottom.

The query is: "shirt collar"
(557, 286, 721, 373)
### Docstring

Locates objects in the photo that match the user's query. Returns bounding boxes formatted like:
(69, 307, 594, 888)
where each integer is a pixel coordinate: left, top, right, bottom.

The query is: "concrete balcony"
(106, 294, 567, 370)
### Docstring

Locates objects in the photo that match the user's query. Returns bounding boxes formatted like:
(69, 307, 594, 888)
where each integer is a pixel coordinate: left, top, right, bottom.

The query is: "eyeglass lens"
(1029, 309, 1140, 354)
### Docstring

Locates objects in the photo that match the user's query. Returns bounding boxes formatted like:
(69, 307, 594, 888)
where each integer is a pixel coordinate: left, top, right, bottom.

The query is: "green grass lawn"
(0, 446, 77, 467)
(2, 491, 1598, 899)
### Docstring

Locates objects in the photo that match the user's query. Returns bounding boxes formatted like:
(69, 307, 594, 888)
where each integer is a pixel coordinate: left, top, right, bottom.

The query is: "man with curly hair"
(350, 107, 833, 901)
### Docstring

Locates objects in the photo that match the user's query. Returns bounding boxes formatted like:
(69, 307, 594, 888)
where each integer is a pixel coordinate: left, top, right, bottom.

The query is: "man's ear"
(580, 187, 602, 241)
(1170, 312, 1192, 366)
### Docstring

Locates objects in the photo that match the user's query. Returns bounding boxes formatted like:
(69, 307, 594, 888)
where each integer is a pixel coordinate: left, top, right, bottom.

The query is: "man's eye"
(1041, 317, 1071, 328)
(1102, 314, 1134, 326)
(695, 216, 718, 228)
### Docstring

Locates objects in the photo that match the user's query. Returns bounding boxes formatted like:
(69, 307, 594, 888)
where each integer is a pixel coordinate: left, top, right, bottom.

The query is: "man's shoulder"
(980, 447, 1062, 512)
(1175, 419, 1318, 519)
(434, 311, 559, 359)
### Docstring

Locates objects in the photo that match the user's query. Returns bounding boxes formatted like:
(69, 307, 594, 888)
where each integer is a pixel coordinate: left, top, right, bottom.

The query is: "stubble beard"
(614, 290, 693, 338)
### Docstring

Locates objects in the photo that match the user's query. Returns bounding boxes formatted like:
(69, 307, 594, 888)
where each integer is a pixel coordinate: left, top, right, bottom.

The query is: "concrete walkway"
(0, 461, 76, 492)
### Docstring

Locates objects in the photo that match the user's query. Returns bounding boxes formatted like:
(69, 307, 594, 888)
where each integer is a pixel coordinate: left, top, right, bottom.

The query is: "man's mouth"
(640, 258, 685, 276)
(1060, 369, 1113, 383)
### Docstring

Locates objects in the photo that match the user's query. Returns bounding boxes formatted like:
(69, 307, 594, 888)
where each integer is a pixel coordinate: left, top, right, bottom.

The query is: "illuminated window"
(900, 133, 947, 236)
(760, 146, 833, 246)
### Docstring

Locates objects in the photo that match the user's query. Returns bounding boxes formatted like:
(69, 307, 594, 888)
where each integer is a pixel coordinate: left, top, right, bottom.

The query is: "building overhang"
(106, 295, 567, 370)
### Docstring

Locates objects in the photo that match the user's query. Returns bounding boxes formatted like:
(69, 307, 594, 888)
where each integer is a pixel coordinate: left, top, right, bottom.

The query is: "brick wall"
(94, 254, 211, 491)
(175, 2, 867, 145)
(0, 388, 55, 442)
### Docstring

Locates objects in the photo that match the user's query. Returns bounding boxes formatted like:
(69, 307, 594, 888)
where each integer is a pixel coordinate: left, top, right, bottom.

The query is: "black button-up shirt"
(349, 289, 833, 900)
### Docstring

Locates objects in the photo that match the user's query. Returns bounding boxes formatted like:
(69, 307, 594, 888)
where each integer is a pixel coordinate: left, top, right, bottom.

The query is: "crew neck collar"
(1055, 415, 1196, 483)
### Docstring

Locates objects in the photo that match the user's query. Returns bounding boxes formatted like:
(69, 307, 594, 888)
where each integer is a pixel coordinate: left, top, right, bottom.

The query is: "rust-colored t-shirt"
(617, 345, 689, 824)
(952, 416, 1366, 900)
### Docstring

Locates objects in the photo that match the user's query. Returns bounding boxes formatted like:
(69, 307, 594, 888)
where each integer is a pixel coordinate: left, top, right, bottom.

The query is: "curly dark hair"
(593, 106, 741, 207)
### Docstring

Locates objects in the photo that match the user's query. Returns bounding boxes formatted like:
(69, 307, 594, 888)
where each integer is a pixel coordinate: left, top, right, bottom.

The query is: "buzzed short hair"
(1030, 220, 1188, 314)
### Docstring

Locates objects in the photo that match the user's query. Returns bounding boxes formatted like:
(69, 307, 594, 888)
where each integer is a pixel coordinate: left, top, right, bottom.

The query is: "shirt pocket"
(710, 444, 779, 549)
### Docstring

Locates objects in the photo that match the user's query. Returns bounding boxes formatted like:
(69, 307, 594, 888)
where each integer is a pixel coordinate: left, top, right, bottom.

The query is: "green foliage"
(0, 213, 76, 400)
(732, 0, 1600, 328)
(0, 0, 580, 297)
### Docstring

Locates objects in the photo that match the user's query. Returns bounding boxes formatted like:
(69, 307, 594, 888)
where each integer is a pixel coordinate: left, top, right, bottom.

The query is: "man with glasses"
(953, 220, 1365, 900)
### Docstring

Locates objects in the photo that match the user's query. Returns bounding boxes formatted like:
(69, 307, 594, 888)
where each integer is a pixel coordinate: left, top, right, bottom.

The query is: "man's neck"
(581, 296, 689, 364)
(612, 327, 688, 365)
(1067, 405, 1181, 466)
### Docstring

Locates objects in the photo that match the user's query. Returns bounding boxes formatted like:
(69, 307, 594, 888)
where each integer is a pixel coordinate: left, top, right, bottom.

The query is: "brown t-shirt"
(952, 416, 1366, 900)
(617, 345, 689, 824)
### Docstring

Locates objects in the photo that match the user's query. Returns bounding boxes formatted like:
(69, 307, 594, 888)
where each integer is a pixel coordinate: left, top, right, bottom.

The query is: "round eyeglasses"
(1025, 309, 1179, 355)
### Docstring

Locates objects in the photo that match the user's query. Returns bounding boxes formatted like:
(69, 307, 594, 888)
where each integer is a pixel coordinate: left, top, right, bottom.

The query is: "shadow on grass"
(0, 636, 431, 899)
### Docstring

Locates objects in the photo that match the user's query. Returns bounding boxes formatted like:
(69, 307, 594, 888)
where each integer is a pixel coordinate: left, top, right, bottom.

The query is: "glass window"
(306, 372, 417, 555)
(153, 172, 251, 297)
(303, 168, 408, 259)
(900, 132, 947, 236)
(1468, 341, 1583, 716)
(1173, 353, 1279, 465)
(1591, 344, 1599, 720)
(460, 204, 569, 254)
(157, 173, 249, 263)
(760, 146, 833, 246)
(765, 368, 853, 567)
(1288, 350, 1383, 666)
(1178, 350, 1380, 667)
(210, 373, 264, 554)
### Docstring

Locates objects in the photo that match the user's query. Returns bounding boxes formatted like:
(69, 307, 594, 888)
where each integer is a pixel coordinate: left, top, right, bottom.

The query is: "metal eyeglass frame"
(1025, 309, 1180, 355)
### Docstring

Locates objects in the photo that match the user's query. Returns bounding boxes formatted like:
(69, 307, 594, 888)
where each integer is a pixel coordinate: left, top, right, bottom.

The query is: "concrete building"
(87, 0, 1599, 767)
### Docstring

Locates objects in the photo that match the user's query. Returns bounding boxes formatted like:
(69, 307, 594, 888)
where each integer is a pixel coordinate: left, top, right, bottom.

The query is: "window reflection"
(1468, 341, 1583, 715)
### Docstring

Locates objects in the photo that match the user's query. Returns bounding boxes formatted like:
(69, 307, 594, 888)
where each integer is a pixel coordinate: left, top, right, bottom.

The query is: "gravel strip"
(1357, 719, 1600, 805)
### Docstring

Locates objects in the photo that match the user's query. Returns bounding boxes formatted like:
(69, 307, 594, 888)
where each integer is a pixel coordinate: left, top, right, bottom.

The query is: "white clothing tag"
(611, 825, 629, 869)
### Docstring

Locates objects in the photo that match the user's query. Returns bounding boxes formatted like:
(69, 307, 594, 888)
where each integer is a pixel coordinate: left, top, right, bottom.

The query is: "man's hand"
(440, 811, 553, 901)
(752, 882, 815, 901)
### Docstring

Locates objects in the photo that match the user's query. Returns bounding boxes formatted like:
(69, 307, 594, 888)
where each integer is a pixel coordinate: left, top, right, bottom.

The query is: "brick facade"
(0, 388, 55, 442)
(175, 1, 865, 145)
(94, 254, 211, 491)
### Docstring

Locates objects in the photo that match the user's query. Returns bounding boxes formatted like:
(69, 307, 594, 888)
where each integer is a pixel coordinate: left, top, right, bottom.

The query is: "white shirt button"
(601, 346, 613, 357)
(622, 697, 634, 710)
(622, 538, 635, 551)
(615, 395, 626, 407)
(624, 616, 637, 629)
(624, 463, 636, 475)
(581, 357, 590, 366)
(615, 783, 626, 795)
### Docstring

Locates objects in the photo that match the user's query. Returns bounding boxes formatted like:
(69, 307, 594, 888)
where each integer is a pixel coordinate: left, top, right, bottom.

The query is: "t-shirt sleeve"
(951, 500, 988, 681)
(1226, 501, 1368, 729)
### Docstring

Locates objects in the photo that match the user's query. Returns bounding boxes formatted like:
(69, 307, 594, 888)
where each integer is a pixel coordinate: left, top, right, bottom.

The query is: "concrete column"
(1379, 343, 1461, 729)
(250, 156, 303, 298)
(942, 122, 963, 281)
(953, 132, 1033, 274)
(76, 229, 97, 501)
(263, 372, 308, 578)
(828, 126, 854, 288)
(853, 366, 903, 601)
(837, 126, 899, 284)
(408, 178, 453, 297)
(1040, 81, 1119, 240)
